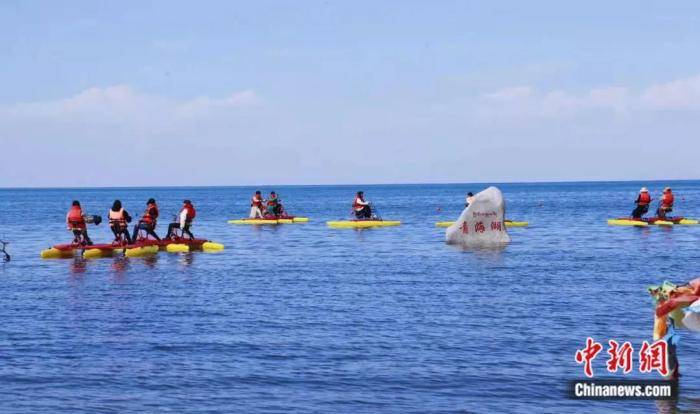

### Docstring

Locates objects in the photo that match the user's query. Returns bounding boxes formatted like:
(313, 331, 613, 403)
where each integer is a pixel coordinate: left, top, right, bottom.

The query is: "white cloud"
(640, 74, 700, 110)
(475, 74, 700, 122)
(0, 85, 261, 126)
(1, 75, 700, 187)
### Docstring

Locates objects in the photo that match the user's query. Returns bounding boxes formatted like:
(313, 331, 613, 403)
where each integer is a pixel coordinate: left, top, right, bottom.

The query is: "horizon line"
(1, 177, 697, 191)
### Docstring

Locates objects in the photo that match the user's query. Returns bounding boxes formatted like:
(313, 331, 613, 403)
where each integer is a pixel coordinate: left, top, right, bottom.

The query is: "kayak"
(228, 216, 309, 225)
(40, 238, 224, 259)
(608, 217, 699, 227)
(435, 220, 529, 228)
(326, 219, 401, 229)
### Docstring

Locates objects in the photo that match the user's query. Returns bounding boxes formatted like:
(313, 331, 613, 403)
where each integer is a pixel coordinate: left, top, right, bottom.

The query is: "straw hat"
(640, 187, 648, 193)
(664, 187, 671, 192)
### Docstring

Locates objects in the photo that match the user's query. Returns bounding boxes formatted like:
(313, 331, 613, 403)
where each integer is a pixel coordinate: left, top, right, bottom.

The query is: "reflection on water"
(178, 252, 195, 266)
(110, 256, 130, 273)
(142, 254, 159, 268)
(447, 242, 508, 262)
(69, 257, 88, 274)
(655, 398, 678, 414)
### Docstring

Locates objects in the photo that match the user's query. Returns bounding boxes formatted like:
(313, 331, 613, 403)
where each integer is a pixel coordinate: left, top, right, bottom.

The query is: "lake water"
(1, 181, 699, 413)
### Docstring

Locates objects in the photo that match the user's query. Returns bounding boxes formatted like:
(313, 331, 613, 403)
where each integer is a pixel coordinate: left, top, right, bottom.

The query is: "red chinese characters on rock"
(474, 221, 485, 233)
(490, 221, 503, 232)
(460, 222, 469, 234)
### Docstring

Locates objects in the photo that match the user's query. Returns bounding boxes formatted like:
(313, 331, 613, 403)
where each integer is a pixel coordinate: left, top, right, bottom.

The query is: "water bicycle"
(607, 217, 699, 227)
(228, 215, 309, 225)
(327, 203, 400, 228)
(41, 215, 223, 259)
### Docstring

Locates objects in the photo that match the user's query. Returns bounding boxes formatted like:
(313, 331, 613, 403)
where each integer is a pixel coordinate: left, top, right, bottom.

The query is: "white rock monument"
(445, 186, 511, 246)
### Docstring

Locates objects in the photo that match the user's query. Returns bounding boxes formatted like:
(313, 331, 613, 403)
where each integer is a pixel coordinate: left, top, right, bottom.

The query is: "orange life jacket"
(267, 196, 278, 206)
(662, 192, 674, 208)
(67, 206, 85, 228)
(638, 192, 651, 206)
(251, 195, 263, 208)
(141, 203, 159, 225)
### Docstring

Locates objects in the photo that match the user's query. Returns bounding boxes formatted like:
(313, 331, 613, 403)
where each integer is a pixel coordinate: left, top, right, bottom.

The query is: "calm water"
(1, 181, 700, 413)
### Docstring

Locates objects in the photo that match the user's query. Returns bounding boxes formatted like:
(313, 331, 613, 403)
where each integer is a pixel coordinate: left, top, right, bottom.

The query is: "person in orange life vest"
(353, 191, 372, 219)
(108, 200, 132, 244)
(132, 198, 161, 241)
(250, 191, 265, 218)
(166, 200, 196, 239)
(266, 191, 283, 217)
(657, 187, 675, 219)
(66, 200, 93, 245)
(631, 187, 651, 219)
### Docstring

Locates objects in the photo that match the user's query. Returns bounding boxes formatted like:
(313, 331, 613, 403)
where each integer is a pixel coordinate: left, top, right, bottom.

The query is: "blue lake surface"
(1, 181, 700, 413)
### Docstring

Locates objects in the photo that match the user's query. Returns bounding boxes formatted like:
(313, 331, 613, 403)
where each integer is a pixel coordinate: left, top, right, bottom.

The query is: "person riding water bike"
(657, 187, 675, 219)
(266, 191, 283, 217)
(250, 191, 265, 218)
(108, 200, 132, 244)
(66, 200, 93, 245)
(166, 200, 196, 239)
(631, 187, 652, 219)
(131, 198, 161, 241)
(353, 191, 372, 219)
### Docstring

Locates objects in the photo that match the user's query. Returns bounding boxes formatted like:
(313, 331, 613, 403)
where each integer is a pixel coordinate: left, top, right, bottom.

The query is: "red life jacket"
(267, 196, 278, 206)
(141, 203, 159, 225)
(184, 204, 196, 222)
(638, 192, 651, 206)
(251, 196, 263, 208)
(662, 193, 674, 208)
(67, 205, 85, 228)
(353, 196, 366, 211)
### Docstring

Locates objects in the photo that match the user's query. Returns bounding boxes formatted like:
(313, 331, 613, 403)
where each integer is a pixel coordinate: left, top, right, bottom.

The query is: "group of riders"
(66, 199, 197, 246)
(249, 190, 379, 220)
(249, 191, 286, 219)
(631, 186, 675, 219)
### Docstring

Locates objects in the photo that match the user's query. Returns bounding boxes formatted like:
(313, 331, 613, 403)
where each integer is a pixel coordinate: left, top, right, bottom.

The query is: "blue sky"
(2, 1, 700, 187)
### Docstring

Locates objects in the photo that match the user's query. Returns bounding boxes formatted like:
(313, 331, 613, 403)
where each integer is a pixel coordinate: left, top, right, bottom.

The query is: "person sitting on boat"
(131, 198, 161, 241)
(353, 191, 372, 219)
(250, 191, 265, 218)
(631, 187, 651, 219)
(66, 200, 93, 245)
(465, 192, 474, 207)
(266, 191, 283, 217)
(657, 187, 674, 219)
(166, 200, 196, 239)
(108, 200, 132, 244)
